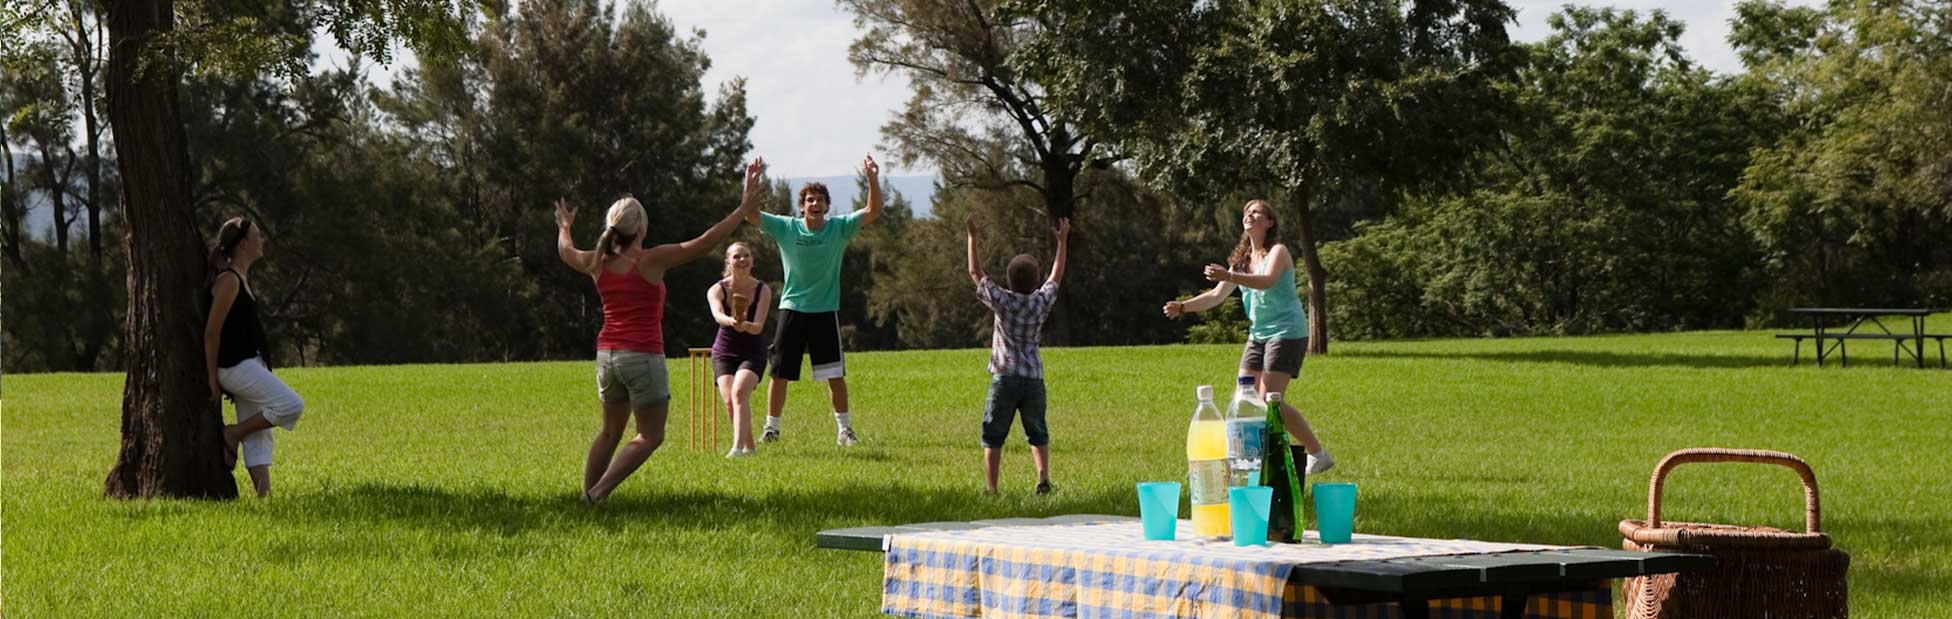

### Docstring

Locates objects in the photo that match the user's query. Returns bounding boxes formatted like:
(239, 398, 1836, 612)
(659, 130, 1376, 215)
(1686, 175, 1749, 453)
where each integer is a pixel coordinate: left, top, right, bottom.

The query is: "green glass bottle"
(1263, 392, 1305, 542)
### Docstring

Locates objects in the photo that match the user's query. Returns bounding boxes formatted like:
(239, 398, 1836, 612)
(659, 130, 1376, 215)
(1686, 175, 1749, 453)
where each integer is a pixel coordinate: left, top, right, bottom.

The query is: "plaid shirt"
(976, 278, 1058, 378)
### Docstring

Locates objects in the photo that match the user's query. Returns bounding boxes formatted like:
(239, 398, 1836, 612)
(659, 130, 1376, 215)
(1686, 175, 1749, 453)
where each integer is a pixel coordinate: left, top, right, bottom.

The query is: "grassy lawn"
(5, 323, 1949, 617)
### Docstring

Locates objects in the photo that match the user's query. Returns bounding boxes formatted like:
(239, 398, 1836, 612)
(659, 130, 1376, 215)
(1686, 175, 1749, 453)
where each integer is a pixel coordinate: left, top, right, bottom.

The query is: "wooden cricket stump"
(687, 348, 724, 452)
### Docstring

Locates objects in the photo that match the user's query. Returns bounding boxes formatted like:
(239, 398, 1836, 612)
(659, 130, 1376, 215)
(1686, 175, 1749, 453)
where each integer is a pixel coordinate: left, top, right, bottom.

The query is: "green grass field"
(6, 325, 1950, 617)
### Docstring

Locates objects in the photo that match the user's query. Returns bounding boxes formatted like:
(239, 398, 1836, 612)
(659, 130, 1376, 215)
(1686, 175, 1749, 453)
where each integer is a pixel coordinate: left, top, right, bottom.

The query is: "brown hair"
(207, 217, 253, 274)
(596, 196, 646, 257)
(1227, 199, 1280, 272)
(1006, 254, 1040, 295)
(798, 182, 831, 210)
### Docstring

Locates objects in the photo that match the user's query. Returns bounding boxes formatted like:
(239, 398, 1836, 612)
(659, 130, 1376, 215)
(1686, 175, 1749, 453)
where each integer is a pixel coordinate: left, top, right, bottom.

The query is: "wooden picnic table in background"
(1777, 307, 1947, 368)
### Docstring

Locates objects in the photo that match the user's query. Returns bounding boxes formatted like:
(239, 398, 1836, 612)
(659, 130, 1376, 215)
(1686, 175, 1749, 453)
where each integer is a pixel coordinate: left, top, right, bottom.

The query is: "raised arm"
(857, 154, 883, 227)
(1045, 218, 1070, 286)
(965, 218, 985, 286)
(204, 273, 238, 402)
(1202, 244, 1291, 290)
(554, 199, 599, 275)
(741, 157, 766, 226)
(644, 159, 765, 273)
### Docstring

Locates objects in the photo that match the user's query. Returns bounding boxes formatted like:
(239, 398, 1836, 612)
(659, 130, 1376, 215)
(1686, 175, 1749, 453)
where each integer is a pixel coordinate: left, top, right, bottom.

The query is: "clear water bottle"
(1187, 385, 1230, 539)
(1224, 376, 1267, 487)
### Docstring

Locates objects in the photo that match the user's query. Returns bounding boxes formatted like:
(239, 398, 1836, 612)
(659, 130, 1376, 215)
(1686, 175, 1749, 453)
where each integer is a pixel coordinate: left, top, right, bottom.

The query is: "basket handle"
(1647, 448, 1820, 533)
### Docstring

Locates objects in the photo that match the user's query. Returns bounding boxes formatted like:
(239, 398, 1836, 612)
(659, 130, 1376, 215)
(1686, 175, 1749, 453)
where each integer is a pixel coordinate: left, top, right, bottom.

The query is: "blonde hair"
(722, 241, 753, 278)
(595, 197, 646, 257)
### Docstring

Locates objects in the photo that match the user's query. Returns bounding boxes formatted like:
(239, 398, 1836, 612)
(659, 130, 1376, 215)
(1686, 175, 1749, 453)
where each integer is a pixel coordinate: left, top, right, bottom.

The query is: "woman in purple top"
(706, 241, 771, 457)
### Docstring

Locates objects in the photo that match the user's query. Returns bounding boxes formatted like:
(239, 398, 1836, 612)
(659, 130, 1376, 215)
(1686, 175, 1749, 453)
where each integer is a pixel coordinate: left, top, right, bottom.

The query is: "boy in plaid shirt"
(966, 217, 1070, 495)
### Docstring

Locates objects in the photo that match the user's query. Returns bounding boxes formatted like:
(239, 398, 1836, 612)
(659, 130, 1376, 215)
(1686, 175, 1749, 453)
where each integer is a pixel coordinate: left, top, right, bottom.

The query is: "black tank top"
(209, 269, 268, 368)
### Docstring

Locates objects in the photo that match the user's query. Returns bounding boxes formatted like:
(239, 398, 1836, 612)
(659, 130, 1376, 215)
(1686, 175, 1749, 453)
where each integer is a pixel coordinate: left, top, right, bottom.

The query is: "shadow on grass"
(1338, 349, 1799, 370)
(1358, 491, 1952, 609)
(259, 480, 1133, 544)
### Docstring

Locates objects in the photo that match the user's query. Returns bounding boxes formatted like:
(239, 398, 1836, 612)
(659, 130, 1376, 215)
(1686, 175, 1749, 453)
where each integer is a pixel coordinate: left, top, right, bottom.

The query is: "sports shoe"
(725, 447, 755, 458)
(1034, 481, 1054, 496)
(1305, 450, 1335, 475)
(760, 426, 780, 443)
(836, 427, 859, 446)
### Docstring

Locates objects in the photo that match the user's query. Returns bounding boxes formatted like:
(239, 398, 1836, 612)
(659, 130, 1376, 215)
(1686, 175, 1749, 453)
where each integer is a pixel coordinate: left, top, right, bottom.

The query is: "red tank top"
(595, 261, 666, 354)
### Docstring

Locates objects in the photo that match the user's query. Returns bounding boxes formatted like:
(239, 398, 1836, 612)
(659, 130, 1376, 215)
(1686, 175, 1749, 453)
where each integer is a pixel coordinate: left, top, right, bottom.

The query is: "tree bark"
(102, 0, 238, 500)
(1291, 187, 1329, 355)
(0, 125, 25, 272)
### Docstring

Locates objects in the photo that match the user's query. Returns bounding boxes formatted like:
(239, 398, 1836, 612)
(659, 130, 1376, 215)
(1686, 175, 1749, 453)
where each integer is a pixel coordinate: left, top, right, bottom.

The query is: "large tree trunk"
(1, 127, 25, 272)
(1291, 188, 1328, 355)
(102, 0, 237, 500)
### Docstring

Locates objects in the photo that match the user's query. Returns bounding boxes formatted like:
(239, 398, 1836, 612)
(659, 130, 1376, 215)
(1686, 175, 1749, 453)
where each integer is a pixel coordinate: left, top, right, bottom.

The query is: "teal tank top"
(1241, 264, 1309, 341)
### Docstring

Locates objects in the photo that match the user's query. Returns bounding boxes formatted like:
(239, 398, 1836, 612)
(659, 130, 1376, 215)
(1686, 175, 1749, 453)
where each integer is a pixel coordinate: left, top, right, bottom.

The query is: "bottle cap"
(1267, 392, 1284, 403)
(1236, 375, 1256, 386)
(1196, 385, 1214, 400)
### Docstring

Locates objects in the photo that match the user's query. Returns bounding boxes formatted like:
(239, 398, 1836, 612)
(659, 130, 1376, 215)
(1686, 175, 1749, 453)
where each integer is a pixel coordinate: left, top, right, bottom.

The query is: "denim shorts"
(596, 349, 671, 408)
(981, 375, 1048, 448)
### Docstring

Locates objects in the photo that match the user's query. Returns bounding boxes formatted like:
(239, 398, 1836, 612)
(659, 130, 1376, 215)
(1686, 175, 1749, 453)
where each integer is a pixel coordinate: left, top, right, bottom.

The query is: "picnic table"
(816, 515, 1713, 619)
(1777, 307, 1947, 368)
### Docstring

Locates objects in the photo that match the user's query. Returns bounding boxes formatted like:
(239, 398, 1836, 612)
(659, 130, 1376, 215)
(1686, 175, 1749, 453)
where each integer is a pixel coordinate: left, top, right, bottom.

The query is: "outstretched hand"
(862, 154, 879, 183)
(1163, 300, 1184, 319)
(1203, 263, 1231, 283)
(741, 157, 767, 209)
(965, 217, 980, 238)
(553, 198, 575, 229)
(1054, 217, 1070, 240)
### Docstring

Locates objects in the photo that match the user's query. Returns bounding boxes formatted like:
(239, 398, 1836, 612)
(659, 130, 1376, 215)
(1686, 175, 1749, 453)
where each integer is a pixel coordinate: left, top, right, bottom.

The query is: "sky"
(324, 0, 1823, 179)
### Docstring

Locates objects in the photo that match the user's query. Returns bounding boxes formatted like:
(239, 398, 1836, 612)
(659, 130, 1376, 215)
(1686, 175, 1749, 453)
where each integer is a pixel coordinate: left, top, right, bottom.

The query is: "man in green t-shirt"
(745, 155, 884, 446)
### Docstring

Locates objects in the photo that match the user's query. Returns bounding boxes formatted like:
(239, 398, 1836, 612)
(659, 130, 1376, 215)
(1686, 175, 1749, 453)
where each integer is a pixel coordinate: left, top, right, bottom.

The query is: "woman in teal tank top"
(1162, 199, 1334, 474)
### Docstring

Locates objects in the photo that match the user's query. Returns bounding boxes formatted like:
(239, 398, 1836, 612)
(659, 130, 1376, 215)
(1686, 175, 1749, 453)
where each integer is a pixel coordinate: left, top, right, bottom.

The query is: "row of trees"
(2, 0, 1946, 496)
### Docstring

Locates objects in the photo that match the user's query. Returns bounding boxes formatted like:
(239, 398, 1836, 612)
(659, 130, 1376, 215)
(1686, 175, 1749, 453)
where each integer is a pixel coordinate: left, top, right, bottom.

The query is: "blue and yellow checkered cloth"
(883, 521, 1610, 619)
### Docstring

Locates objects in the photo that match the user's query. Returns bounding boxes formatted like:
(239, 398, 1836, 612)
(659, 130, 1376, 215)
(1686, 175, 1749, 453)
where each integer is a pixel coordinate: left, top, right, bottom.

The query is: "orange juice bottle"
(1188, 385, 1230, 538)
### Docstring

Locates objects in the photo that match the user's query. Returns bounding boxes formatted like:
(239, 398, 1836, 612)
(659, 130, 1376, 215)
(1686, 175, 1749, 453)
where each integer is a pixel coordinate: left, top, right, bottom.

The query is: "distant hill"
(781, 175, 939, 219)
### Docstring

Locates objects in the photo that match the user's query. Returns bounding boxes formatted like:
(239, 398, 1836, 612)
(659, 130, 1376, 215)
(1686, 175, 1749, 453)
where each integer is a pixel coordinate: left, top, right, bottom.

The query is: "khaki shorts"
(596, 349, 671, 408)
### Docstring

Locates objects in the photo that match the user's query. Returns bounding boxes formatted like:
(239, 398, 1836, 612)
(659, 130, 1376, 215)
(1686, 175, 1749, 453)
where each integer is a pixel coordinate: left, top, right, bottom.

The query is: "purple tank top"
(711, 280, 769, 359)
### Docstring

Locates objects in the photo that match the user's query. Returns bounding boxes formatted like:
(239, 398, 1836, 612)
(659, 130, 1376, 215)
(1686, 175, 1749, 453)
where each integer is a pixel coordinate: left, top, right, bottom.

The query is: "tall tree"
(1730, 0, 1952, 312)
(1016, 0, 1521, 353)
(100, 0, 463, 499)
(840, 0, 1116, 224)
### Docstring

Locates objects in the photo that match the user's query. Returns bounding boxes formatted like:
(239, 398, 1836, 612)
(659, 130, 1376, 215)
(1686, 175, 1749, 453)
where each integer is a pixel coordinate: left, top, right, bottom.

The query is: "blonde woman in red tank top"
(555, 158, 766, 504)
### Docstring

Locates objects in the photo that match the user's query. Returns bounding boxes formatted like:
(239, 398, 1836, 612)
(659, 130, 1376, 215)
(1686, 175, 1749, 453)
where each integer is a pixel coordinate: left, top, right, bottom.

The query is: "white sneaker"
(836, 427, 859, 446)
(725, 447, 754, 458)
(1305, 450, 1335, 475)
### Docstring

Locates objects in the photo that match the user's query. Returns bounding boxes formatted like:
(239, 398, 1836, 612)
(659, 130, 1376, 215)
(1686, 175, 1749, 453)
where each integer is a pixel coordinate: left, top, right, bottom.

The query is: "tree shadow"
(259, 480, 1134, 545)
(1338, 349, 1801, 370)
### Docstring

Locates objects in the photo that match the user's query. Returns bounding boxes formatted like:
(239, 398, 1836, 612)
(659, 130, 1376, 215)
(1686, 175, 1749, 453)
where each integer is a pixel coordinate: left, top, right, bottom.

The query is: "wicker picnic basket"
(1618, 448, 1849, 619)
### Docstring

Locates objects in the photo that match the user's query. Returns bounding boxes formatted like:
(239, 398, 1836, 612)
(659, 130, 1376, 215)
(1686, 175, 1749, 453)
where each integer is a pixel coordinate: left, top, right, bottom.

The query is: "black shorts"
(768, 310, 844, 381)
(1241, 338, 1307, 376)
(712, 354, 767, 378)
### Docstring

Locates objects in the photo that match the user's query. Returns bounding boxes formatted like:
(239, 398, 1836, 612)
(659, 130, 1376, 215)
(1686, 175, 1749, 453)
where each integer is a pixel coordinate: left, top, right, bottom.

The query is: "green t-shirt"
(759, 210, 863, 313)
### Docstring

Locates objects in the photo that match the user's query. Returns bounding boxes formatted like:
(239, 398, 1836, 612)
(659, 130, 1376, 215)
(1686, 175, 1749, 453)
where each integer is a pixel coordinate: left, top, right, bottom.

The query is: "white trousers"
(217, 357, 305, 468)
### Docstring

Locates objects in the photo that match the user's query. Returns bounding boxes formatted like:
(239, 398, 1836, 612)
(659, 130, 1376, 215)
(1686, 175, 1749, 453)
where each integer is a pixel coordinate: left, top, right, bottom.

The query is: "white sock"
(834, 412, 851, 430)
(764, 416, 781, 431)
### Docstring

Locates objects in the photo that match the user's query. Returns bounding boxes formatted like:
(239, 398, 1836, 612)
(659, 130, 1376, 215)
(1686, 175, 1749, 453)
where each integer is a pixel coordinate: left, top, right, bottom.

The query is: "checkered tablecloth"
(882, 521, 1611, 619)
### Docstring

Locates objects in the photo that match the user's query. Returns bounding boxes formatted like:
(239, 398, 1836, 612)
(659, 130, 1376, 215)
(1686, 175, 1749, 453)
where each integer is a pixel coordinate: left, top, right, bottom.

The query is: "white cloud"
(1504, 0, 1823, 74)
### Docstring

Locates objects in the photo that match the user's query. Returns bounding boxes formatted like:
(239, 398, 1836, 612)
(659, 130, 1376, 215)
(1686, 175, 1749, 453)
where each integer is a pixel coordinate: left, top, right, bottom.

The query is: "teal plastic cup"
(1229, 486, 1273, 546)
(1136, 482, 1182, 541)
(1314, 482, 1358, 544)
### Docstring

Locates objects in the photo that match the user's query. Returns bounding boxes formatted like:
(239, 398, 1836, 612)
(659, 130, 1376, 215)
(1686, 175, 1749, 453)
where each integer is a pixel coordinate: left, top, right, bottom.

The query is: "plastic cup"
(1229, 486, 1273, 546)
(1136, 482, 1182, 541)
(1314, 482, 1358, 544)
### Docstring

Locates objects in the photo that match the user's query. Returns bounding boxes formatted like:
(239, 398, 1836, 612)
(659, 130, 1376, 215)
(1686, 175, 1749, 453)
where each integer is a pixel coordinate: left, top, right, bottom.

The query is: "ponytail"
(207, 217, 252, 277)
(597, 197, 646, 257)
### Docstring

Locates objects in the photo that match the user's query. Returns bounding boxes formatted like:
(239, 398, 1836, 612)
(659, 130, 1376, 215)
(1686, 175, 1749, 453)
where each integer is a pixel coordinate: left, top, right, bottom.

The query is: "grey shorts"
(1240, 338, 1307, 376)
(595, 349, 671, 408)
